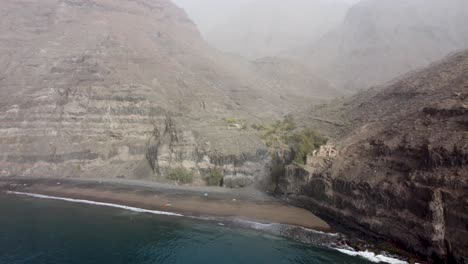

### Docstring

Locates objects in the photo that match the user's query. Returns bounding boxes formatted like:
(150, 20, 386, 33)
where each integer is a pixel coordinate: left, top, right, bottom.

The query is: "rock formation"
(0, 0, 308, 185)
(275, 51, 468, 262)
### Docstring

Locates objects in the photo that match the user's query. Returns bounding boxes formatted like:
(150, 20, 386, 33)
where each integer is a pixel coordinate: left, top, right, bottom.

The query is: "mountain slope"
(252, 57, 341, 101)
(291, 0, 468, 91)
(0, 0, 316, 184)
(276, 51, 468, 262)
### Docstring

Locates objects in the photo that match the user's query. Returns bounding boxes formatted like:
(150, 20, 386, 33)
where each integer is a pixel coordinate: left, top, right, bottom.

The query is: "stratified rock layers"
(0, 0, 282, 184)
(276, 52, 468, 262)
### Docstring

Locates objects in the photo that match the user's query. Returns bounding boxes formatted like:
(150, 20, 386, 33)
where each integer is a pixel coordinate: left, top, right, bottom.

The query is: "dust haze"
(0, 0, 468, 263)
(173, 0, 362, 58)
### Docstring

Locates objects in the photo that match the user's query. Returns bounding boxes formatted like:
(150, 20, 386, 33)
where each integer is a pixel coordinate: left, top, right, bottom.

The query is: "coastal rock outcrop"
(275, 51, 468, 263)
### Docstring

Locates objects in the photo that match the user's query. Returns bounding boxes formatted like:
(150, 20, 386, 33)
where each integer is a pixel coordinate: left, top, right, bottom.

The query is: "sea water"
(0, 193, 374, 264)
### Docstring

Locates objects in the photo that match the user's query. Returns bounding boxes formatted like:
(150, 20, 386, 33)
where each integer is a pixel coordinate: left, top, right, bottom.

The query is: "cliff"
(0, 0, 308, 185)
(275, 51, 468, 262)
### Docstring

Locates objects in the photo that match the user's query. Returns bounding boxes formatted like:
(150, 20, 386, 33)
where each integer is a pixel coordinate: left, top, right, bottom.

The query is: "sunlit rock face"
(0, 0, 300, 184)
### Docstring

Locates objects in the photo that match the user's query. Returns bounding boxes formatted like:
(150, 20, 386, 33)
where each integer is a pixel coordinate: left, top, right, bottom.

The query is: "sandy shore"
(0, 177, 331, 231)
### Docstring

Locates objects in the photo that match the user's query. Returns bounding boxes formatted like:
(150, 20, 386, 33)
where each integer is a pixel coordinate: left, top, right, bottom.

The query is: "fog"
(173, 0, 361, 58)
(172, 0, 361, 32)
(172, 0, 255, 33)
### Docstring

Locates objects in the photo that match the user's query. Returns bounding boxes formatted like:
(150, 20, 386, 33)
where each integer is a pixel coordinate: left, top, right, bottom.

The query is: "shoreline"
(0, 177, 330, 231)
(1, 177, 411, 264)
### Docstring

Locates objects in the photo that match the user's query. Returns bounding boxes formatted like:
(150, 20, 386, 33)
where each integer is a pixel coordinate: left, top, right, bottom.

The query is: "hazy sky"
(172, 0, 361, 33)
(172, 0, 255, 33)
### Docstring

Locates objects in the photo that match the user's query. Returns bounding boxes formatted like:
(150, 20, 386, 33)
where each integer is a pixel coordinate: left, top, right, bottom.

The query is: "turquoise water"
(0, 194, 371, 264)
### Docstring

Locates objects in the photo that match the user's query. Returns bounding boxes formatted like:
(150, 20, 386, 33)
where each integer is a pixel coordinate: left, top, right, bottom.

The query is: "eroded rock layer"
(276, 51, 468, 262)
(0, 0, 289, 185)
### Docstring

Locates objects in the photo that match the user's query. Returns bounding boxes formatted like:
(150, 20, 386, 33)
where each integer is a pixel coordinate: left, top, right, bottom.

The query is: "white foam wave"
(335, 248, 408, 264)
(6, 192, 408, 264)
(299, 226, 339, 236)
(7, 191, 183, 217)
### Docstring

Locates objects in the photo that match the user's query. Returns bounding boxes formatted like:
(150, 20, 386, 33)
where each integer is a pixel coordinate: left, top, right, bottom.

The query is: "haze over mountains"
(202, 0, 353, 59)
(177, 0, 468, 93)
(294, 0, 468, 91)
(0, 0, 467, 262)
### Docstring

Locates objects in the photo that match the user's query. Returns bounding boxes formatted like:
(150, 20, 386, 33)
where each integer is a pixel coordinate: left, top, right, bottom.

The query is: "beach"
(0, 177, 330, 231)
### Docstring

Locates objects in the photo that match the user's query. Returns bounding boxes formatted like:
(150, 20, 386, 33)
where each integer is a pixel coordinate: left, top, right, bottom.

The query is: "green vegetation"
(251, 123, 267, 131)
(205, 168, 224, 186)
(255, 116, 327, 165)
(287, 129, 328, 164)
(255, 115, 298, 148)
(223, 117, 249, 130)
(167, 167, 194, 184)
(223, 117, 237, 124)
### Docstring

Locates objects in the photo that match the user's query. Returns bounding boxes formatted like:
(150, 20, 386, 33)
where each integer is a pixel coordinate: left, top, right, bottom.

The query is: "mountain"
(252, 57, 341, 101)
(290, 0, 468, 91)
(171, 0, 255, 34)
(204, 0, 351, 59)
(0, 0, 325, 184)
(276, 51, 468, 262)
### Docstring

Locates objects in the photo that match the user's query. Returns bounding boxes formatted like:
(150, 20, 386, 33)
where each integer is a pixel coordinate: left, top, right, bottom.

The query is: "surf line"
(7, 191, 183, 217)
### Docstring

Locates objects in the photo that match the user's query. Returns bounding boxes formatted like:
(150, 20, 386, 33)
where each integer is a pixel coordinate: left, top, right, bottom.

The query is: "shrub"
(258, 116, 298, 149)
(167, 167, 193, 184)
(283, 115, 296, 131)
(252, 123, 267, 130)
(287, 129, 328, 164)
(255, 116, 327, 164)
(205, 168, 224, 186)
(223, 117, 237, 124)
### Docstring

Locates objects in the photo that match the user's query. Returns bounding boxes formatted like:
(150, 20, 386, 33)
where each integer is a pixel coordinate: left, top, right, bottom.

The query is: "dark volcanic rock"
(275, 51, 468, 263)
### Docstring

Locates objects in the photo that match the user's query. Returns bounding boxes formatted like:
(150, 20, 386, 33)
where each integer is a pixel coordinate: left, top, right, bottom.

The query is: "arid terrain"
(0, 0, 467, 263)
(276, 51, 468, 263)
(0, 0, 332, 186)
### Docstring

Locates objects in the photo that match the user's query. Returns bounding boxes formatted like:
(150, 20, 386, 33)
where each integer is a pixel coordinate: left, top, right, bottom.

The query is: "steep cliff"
(275, 51, 468, 262)
(0, 0, 302, 185)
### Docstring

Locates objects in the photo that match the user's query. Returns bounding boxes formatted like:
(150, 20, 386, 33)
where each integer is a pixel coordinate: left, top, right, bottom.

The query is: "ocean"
(0, 193, 375, 264)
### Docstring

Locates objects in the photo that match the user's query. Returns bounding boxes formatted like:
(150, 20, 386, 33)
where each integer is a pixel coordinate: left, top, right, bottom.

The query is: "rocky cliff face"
(0, 0, 296, 185)
(290, 0, 468, 92)
(275, 51, 468, 262)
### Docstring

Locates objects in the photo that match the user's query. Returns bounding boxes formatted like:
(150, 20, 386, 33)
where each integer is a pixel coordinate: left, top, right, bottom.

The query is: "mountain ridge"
(276, 50, 468, 263)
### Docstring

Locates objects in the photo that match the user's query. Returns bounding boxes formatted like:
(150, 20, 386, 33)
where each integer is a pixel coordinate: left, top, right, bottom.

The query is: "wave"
(6, 191, 183, 217)
(335, 248, 408, 264)
(6, 191, 409, 264)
